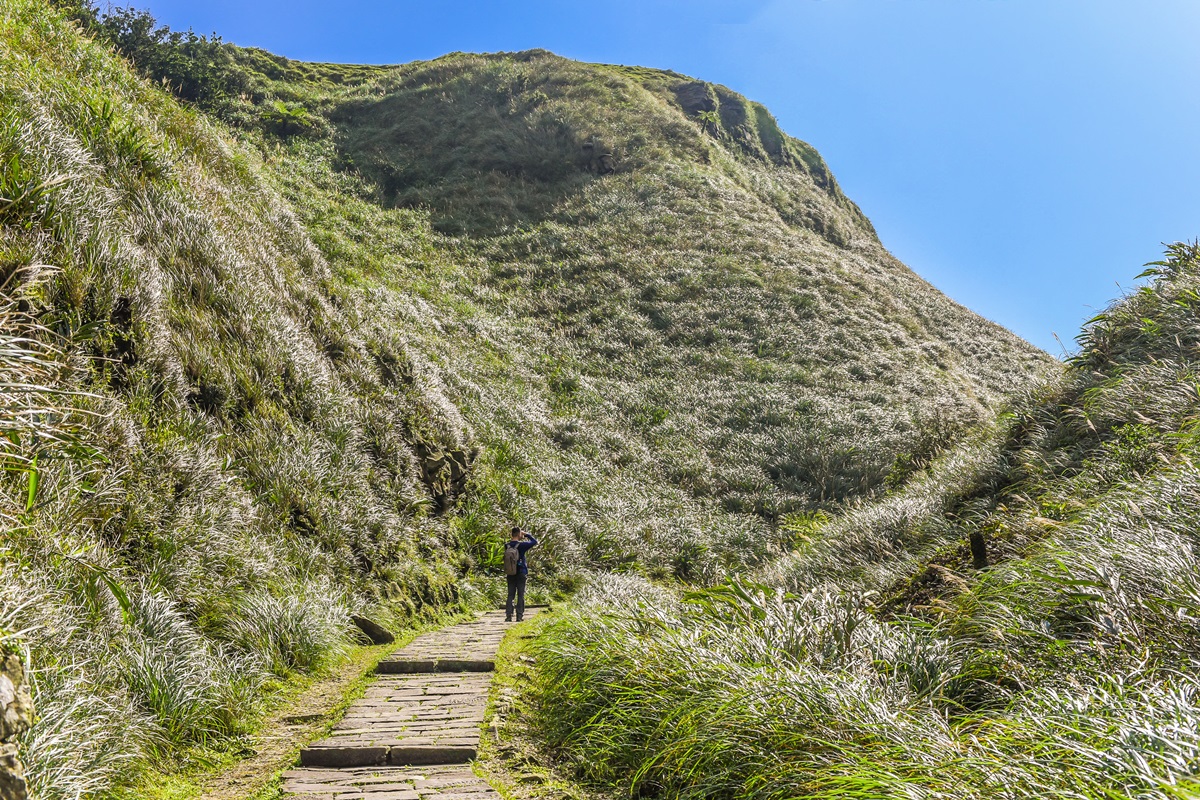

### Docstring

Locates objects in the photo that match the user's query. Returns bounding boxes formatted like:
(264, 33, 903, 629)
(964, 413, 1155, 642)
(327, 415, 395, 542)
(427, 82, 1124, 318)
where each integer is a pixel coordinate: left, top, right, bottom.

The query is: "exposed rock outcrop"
(351, 615, 396, 645)
(0, 653, 33, 800)
(413, 442, 475, 514)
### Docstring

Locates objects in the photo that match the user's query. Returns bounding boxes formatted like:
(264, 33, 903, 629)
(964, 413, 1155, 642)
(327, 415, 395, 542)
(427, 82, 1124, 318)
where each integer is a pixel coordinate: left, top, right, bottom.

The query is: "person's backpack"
(503, 542, 520, 576)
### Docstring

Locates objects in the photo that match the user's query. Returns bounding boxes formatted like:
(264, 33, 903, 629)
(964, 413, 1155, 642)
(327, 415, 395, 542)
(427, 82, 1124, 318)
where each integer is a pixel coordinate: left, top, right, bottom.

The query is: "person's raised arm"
(519, 530, 538, 553)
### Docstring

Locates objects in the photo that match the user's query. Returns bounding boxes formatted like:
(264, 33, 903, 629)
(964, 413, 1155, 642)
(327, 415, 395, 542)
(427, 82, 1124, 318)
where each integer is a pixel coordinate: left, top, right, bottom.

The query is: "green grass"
(476, 608, 596, 800)
(1, 1, 1065, 797)
(0, 2, 477, 796)
(530, 573, 1200, 799)
(525, 243, 1200, 799)
(247, 44, 1053, 583)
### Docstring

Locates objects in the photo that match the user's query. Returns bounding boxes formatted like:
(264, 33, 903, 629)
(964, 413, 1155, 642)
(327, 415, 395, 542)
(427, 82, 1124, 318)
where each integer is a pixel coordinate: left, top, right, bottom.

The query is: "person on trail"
(503, 526, 538, 622)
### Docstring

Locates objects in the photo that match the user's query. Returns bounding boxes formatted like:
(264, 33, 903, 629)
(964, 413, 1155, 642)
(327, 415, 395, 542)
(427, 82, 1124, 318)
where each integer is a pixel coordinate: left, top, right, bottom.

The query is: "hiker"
(503, 526, 538, 622)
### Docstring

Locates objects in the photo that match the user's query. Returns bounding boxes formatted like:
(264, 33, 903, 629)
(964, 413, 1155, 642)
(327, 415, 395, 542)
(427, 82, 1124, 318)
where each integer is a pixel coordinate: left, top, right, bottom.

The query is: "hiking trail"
(282, 609, 536, 798)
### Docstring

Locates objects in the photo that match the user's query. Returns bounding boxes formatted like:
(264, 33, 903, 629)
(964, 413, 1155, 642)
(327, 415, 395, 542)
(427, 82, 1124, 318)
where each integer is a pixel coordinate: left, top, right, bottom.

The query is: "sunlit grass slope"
(533, 244, 1200, 799)
(2, 2, 1054, 796)
(236, 46, 1053, 581)
(1, 4, 471, 797)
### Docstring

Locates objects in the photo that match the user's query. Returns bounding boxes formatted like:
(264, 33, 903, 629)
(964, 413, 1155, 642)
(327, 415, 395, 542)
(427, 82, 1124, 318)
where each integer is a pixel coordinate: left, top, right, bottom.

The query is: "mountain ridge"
(262, 44, 1054, 522)
(231, 45, 876, 244)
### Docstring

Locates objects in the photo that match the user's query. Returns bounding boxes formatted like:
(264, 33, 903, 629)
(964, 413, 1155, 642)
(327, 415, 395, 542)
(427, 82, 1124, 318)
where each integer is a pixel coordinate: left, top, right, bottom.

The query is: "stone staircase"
(282, 610, 533, 799)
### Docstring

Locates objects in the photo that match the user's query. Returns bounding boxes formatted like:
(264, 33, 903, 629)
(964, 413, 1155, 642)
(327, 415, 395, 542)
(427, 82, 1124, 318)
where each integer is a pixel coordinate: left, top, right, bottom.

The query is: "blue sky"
(129, 0, 1200, 355)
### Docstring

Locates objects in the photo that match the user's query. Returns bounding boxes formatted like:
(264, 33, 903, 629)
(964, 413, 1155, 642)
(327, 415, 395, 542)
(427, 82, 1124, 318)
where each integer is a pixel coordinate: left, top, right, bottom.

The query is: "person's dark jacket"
(506, 533, 538, 576)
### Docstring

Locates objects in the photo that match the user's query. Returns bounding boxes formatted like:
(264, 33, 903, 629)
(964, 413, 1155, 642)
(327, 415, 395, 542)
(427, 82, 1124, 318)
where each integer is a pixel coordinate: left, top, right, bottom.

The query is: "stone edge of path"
(298, 743, 479, 768)
(375, 658, 495, 674)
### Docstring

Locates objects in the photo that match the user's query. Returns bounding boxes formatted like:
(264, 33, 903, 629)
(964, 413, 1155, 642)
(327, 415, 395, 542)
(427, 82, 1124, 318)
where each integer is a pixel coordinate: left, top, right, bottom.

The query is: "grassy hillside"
(533, 243, 1200, 799)
(2, 2, 1051, 797)
(1, 4, 473, 797)
(234, 45, 1052, 583)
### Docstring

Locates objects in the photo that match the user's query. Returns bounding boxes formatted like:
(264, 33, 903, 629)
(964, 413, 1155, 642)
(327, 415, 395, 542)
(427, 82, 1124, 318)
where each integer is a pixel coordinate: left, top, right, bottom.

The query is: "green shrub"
(79, 4, 250, 113)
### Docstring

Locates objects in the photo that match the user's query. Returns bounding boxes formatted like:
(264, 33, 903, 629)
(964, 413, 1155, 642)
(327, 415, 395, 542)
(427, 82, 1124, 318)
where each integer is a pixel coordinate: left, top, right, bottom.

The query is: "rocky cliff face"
(0, 653, 33, 800)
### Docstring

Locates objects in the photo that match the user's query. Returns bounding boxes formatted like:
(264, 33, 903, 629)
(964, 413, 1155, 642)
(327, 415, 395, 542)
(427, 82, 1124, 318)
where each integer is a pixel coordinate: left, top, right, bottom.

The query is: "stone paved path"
(282, 610, 534, 799)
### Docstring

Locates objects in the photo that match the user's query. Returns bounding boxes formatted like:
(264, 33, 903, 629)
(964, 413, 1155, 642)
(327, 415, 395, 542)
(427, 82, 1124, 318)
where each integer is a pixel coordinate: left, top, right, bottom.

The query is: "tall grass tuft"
(225, 582, 353, 677)
(123, 590, 267, 746)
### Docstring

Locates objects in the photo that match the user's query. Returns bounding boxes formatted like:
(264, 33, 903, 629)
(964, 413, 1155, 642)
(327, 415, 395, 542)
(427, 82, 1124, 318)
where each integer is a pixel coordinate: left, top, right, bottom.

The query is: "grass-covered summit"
(277, 49, 873, 241)
(1, 3, 1051, 797)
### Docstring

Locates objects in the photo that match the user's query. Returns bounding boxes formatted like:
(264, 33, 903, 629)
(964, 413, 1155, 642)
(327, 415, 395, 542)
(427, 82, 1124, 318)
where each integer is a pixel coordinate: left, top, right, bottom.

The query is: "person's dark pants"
(506, 573, 527, 621)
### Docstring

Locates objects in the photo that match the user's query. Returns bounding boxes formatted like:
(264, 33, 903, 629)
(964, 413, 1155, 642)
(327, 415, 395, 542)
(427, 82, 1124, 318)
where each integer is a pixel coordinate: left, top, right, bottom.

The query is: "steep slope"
(1, 4, 472, 797)
(0, 3, 1053, 797)
(533, 243, 1200, 798)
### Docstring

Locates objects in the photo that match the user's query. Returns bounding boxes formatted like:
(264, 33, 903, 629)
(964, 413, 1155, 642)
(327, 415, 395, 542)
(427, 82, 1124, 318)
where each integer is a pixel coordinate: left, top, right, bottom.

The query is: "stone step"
(376, 658, 494, 675)
(374, 611, 513, 676)
(299, 743, 478, 768)
(282, 764, 500, 798)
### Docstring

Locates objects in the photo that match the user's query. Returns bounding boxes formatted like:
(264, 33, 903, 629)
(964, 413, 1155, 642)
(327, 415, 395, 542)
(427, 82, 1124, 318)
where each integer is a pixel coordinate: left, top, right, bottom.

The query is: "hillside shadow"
(329, 63, 614, 236)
